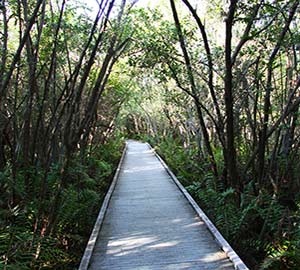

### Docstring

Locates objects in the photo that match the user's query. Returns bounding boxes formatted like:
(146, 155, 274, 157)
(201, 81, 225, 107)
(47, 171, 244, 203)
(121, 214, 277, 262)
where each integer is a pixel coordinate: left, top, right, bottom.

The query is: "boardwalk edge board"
(78, 142, 128, 270)
(146, 143, 249, 270)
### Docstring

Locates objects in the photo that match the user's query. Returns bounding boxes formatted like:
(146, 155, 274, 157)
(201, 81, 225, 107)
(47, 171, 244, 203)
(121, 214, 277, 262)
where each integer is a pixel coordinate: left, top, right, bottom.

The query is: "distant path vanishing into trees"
(79, 140, 248, 270)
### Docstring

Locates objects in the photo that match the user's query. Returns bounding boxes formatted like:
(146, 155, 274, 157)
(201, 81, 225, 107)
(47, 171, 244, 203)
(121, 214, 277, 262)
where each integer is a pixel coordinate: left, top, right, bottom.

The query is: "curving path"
(86, 140, 242, 270)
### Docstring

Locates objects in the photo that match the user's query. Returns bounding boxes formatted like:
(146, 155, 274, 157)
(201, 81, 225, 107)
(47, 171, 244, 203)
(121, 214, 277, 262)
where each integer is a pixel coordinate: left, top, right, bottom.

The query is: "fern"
(0, 137, 124, 269)
(153, 134, 300, 269)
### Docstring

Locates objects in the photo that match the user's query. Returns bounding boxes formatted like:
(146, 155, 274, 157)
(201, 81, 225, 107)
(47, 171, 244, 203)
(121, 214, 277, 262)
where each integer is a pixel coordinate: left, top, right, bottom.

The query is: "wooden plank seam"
(78, 142, 128, 270)
(146, 142, 249, 270)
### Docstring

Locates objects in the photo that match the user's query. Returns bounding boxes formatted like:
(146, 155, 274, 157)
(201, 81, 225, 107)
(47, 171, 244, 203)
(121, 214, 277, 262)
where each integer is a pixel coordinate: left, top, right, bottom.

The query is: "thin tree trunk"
(224, 0, 239, 191)
(21, 0, 41, 195)
(181, 0, 224, 146)
(257, 1, 299, 187)
(170, 0, 218, 179)
(0, 0, 44, 100)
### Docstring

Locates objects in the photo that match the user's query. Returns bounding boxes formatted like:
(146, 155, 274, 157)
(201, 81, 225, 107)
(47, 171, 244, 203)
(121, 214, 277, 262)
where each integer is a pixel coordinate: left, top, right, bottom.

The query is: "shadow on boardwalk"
(87, 141, 239, 270)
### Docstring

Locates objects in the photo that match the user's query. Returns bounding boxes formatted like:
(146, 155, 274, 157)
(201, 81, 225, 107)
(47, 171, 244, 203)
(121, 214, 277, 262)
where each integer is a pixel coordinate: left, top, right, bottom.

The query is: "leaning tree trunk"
(170, 0, 218, 179)
(257, 1, 299, 188)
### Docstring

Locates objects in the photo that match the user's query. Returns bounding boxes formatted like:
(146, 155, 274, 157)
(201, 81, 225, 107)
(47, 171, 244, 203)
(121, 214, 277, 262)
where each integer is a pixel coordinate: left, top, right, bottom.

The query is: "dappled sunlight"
(97, 228, 233, 268)
(122, 149, 165, 174)
(148, 241, 179, 249)
(183, 221, 205, 229)
(109, 236, 158, 249)
(127, 150, 154, 155)
(96, 215, 230, 266)
(123, 164, 164, 173)
(89, 141, 236, 269)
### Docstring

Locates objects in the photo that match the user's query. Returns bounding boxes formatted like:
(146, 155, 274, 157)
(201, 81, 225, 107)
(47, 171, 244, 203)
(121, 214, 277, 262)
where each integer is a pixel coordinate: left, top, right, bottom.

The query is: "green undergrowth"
(146, 135, 300, 270)
(0, 137, 124, 270)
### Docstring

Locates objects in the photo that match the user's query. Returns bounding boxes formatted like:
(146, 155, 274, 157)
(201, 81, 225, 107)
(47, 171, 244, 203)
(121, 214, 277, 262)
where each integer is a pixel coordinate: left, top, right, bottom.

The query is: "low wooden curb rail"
(146, 142, 249, 270)
(78, 142, 128, 270)
(78, 140, 249, 270)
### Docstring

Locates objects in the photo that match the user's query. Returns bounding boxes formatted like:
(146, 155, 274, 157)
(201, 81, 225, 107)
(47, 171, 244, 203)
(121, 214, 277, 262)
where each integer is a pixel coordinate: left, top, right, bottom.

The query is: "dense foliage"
(148, 136, 300, 269)
(0, 136, 123, 269)
(0, 0, 128, 268)
(119, 1, 300, 269)
(1, 0, 300, 269)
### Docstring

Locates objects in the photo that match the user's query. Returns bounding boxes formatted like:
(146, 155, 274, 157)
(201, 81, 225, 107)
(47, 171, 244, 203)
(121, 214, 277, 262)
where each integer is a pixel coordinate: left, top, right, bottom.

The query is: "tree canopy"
(0, 0, 300, 269)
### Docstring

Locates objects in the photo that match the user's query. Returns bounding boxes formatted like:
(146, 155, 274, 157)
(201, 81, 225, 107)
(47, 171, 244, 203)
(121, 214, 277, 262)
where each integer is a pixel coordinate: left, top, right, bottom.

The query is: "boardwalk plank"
(88, 141, 238, 270)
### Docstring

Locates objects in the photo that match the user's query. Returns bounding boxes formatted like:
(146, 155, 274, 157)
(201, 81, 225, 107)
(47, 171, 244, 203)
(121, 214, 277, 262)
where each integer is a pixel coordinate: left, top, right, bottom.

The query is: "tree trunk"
(257, 1, 299, 187)
(224, 0, 239, 192)
(170, 0, 218, 179)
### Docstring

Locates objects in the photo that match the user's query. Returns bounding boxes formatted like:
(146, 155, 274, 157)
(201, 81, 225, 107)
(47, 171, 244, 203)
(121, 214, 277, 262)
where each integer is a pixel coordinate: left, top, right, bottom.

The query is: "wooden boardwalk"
(80, 140, 248, 270)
